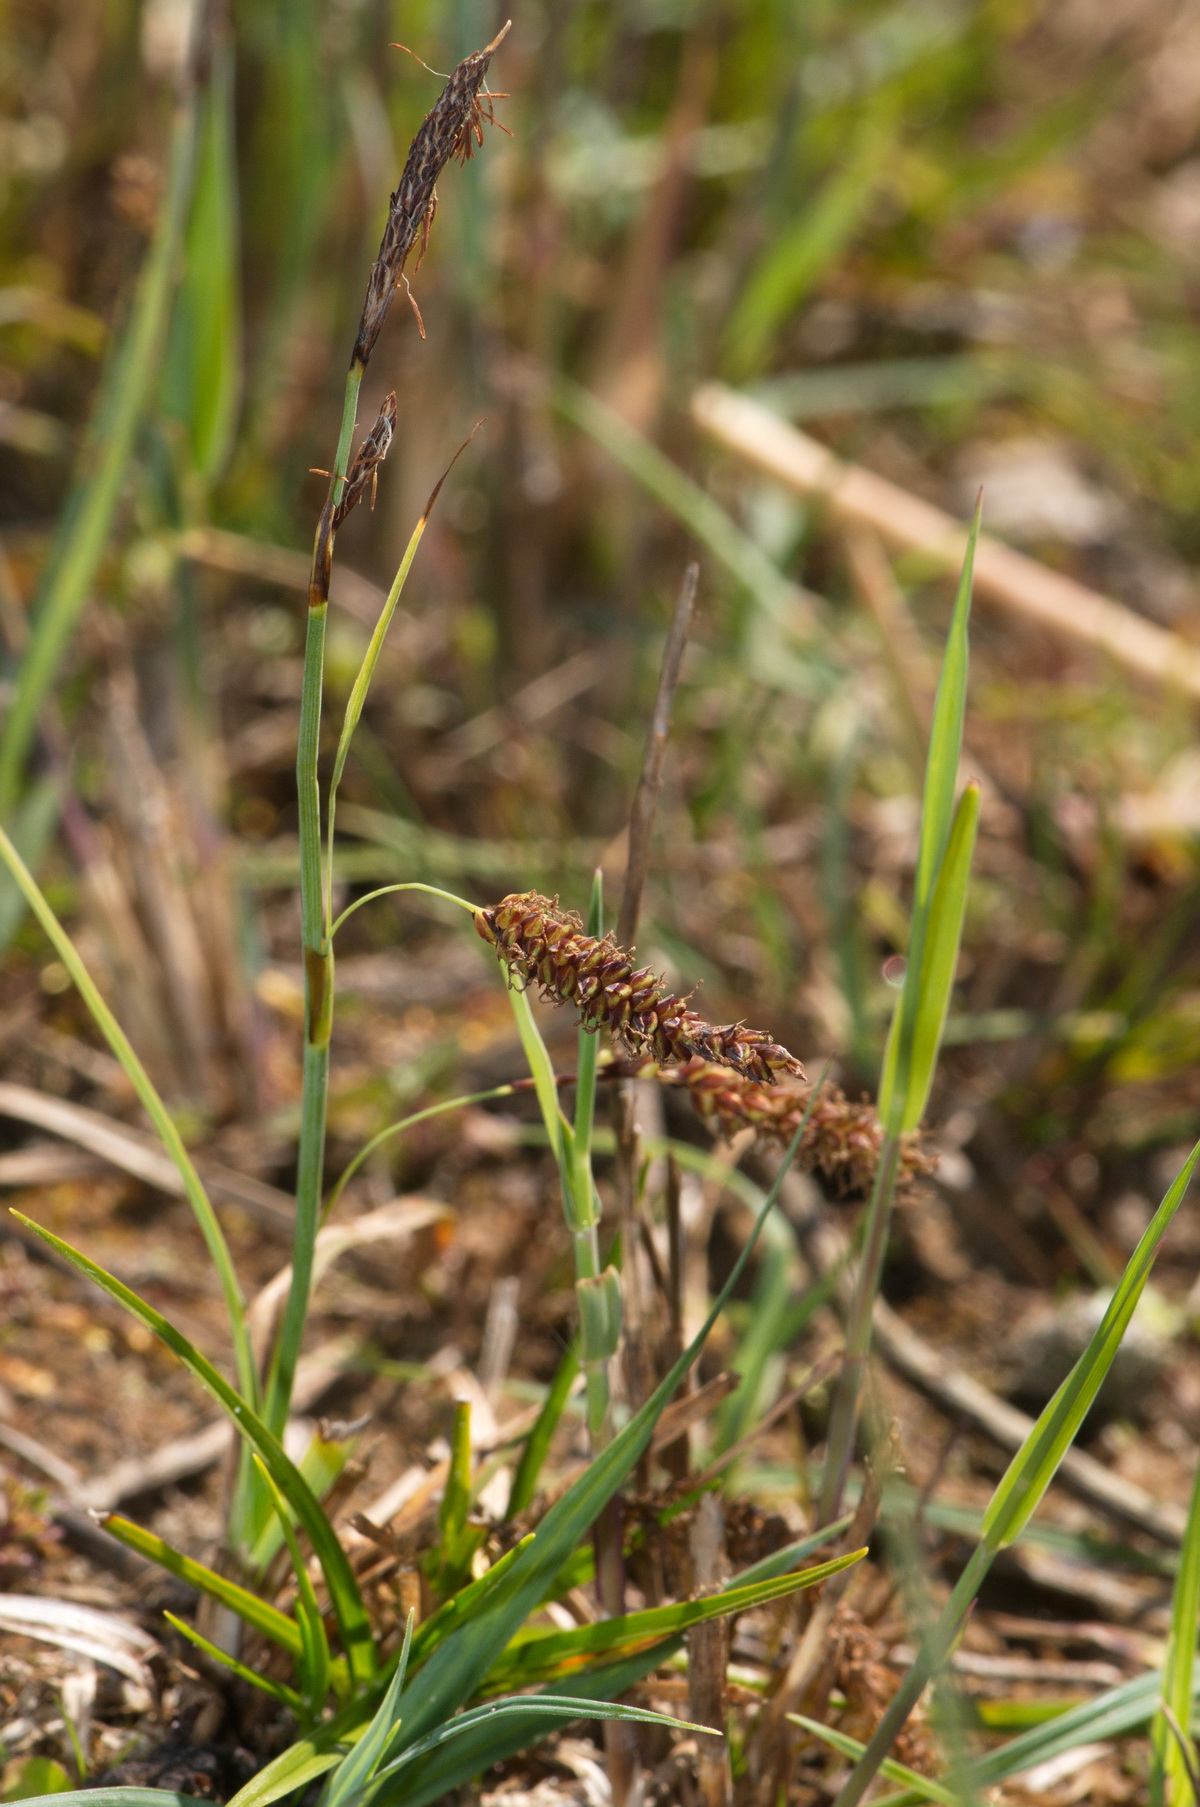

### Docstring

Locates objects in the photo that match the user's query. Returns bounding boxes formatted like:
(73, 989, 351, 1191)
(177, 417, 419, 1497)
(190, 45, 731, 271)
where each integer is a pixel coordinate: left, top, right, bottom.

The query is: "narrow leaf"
(788, 1715, 957, 1807)
(900, 782, 979, 1133)
(0, 827, 255, 1405)
(11, 1216, 375, 1685)
(1152, 1456, 1200, 1804)
(982, 1137, 1200, 1549)
(100, 1515, 303, 1658)
(506, 1340, 580, 1520)
(389, 1110, 813, 1752)
(163, 1613, 303, 1712)
(483, 1549, 864, 1690)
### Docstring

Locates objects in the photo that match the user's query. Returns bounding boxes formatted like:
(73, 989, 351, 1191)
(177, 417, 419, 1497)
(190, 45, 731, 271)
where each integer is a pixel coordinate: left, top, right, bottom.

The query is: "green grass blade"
(322, 1621, 413, 1807)
(506, 1339, 580, 1520)
(728, 1515, 854, 1588)
(388, 1116, 809, 1752)
(571, 871, 603, 1212)
(99, 1515, 304, 1658)
(226, 1700, 371, 1807)
(160, 39, 241, 480)
(982, 1136, 1200, 1550)
(1153, 1458, 1200, 1804)
(8, 1794, 211, 1807)
(248, 1424, 352, 1572)
(787, 1716, 957, 1807)
(723, 109, 896, 377)
(912, 499, 979, 920)
(482, 1549, 864, 1691)
(900, 782, 980, 1133)
(507, 986, 572, 1175)
(439, 1399, 472, 1553)
(322, 1079, 513, 1224)
(11, 1216, 375, 1687)
(325, 449, 471, 923)
(0, 824, 255, 1406)
(0, 91, 199, 815)
(163, 1612, 303, 1713)
(406, 1538, 535, 1675)
(253, 1456, 334, 1710)
(835, 1138, 1200, 1807)
(367, 1695, 707, 1802)
(371, 1648, 693, 1807)
(878, 503, 978, 1132)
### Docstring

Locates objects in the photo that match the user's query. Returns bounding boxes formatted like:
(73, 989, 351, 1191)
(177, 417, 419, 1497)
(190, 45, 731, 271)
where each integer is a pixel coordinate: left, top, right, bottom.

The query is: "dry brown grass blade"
(0, 1081, 292, 1227)
(693, 381, 1200, 698)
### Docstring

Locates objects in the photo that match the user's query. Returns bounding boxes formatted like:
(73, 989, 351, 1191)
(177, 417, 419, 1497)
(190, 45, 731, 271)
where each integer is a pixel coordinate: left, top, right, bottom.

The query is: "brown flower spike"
(352, 23, 511, 369)
(475, 892, 805, 1084)
(672, 1060, 933, 1198)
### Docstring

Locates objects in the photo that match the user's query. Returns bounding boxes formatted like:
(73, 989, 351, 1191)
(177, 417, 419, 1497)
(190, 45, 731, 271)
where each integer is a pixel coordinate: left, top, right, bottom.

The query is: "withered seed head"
(353, 24, 510, 369)
(333, 392, 398, 531)
(476, 891, 805, 1085)
(672, 1059, 933, 1198)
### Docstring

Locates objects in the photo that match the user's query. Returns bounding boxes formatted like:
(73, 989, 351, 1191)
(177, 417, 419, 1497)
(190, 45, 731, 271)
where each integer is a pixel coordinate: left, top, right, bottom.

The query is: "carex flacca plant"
(1, 21, 1197, 1807)
(0, 28, 862, 1807)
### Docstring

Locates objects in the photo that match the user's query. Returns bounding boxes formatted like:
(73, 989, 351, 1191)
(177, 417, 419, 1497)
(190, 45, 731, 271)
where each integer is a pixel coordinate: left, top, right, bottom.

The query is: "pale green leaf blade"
(100, 1515, 303, 1657)
(161, 42, 241, 479)
(483, 1549, 864, 1691)
(6, 1794, 209, 1807)
(981, 1138, 1200, 1550)
(787, 1715, 958, 1807)
(1152, 1457, 1200, 1804)
(0, 826, 255, 1406)
(900, 782, 980, 1133)
(163, 1613, 302, 1712)
(10, 1216, 375, 1685)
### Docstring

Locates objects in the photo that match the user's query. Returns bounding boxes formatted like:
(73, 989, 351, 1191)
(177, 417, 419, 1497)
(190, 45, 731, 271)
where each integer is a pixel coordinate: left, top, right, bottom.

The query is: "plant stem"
(819, 1131, 901, 1525)
(264, 362, 362, 1437)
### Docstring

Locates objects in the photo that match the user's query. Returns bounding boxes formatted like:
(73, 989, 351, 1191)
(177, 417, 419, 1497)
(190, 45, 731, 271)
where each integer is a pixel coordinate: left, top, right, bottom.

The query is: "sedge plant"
(1, 23, 1191, 1807)
(0, 30, 865, 1805)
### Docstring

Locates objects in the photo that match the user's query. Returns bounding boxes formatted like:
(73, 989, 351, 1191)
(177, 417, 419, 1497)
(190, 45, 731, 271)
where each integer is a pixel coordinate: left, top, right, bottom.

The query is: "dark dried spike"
(668, 1058, 934, 1199)
(475, 891, 805, 1085)
(333, 392, 398, 531)
(353, 23, 511, 369)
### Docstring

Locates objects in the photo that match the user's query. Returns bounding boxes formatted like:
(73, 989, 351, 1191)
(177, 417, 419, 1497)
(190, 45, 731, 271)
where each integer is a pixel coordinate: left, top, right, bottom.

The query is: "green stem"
(265, 362, 362, 1438)
(819, 1132, 901, 1525)
(329, 881, 478, 940)
(322, 1083, 518, 1224)
(0, 90, 200, 817)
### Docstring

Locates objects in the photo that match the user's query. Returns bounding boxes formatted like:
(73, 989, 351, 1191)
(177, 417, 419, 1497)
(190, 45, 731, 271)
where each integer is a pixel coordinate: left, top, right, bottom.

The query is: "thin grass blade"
(483, 1549, 864, 1691)
(11, 1216, 375, 1686)
(99, 1516, 304, 1658)
(788, 1716, 957, 1807)
(0, 825, 255, 1404)
(506, 1340, 580, 1519)
(900, 782, 980, 1132)
(162, 1613, 303, 1713)
(1151, 1455, 1200, 1804)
